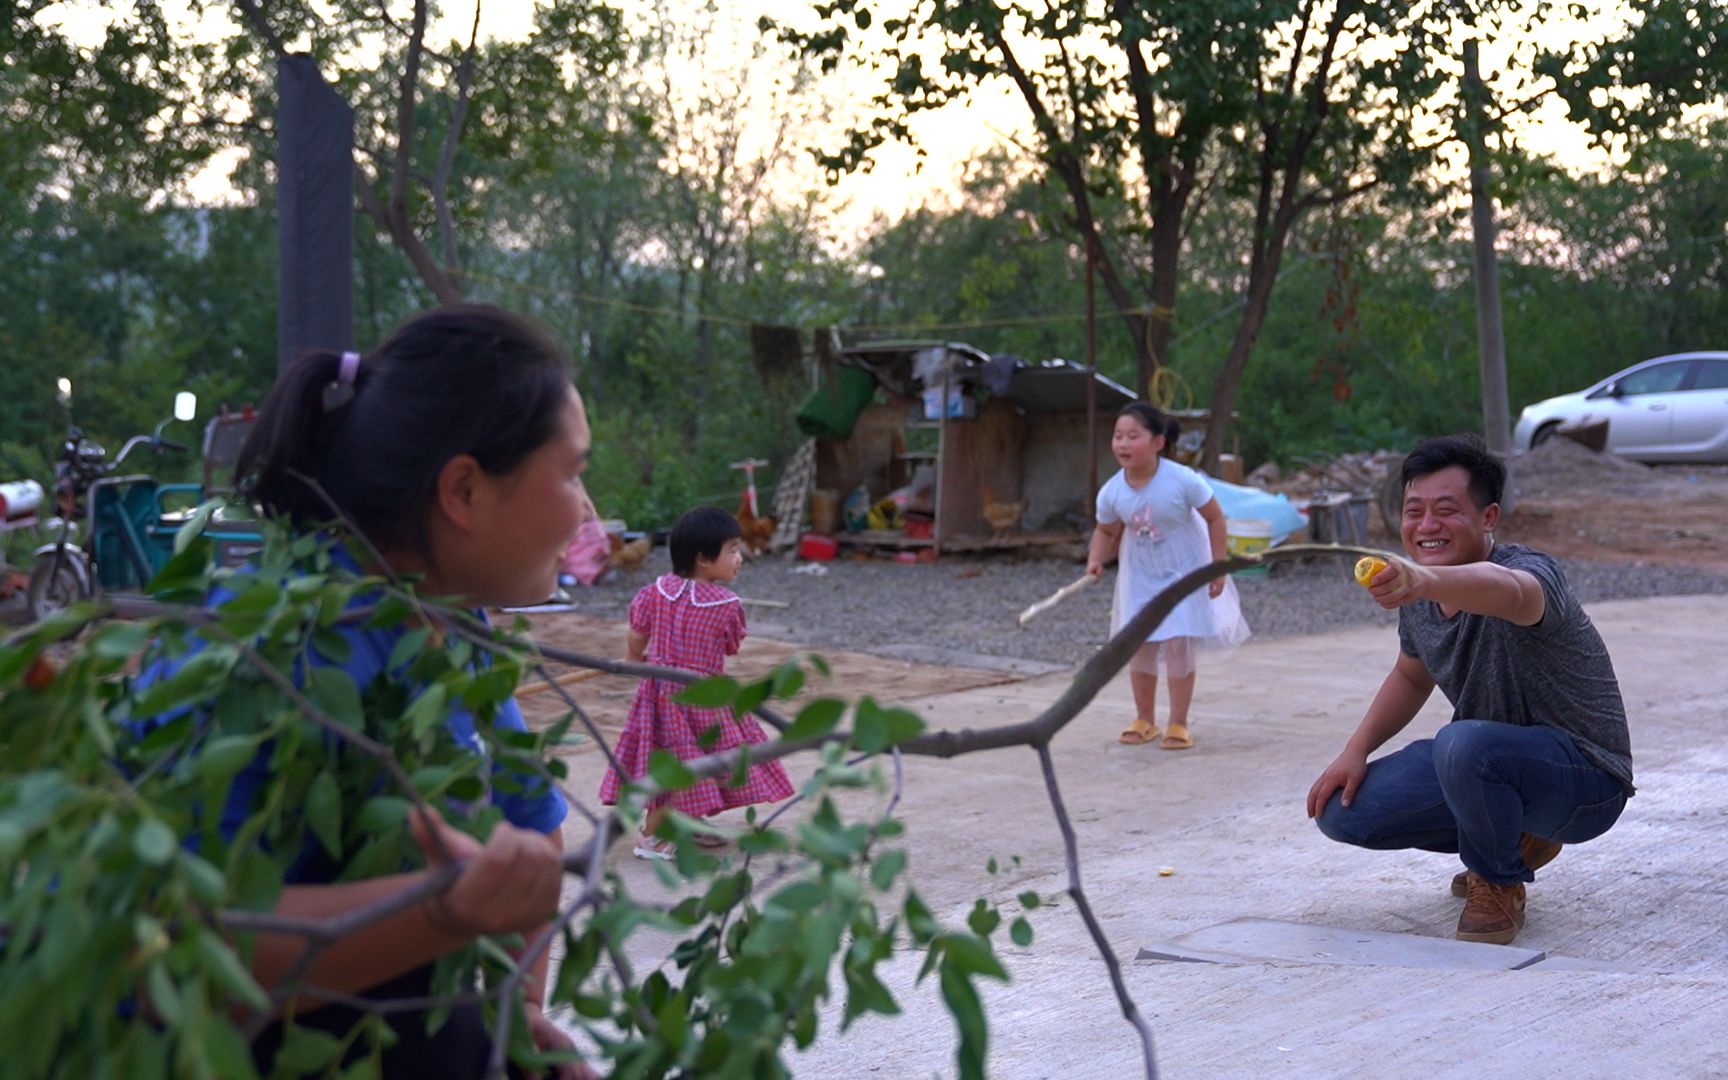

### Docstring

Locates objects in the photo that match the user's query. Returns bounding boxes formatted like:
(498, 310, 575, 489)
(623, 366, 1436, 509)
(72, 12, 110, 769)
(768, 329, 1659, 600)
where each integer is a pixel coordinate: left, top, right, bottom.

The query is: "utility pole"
(1084, 236, 1099, 521)
(1462, 39, 1511, 453)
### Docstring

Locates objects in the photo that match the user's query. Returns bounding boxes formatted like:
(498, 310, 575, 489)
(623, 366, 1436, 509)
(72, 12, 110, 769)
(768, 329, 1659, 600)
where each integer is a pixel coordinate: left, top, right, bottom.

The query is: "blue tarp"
(1210, 479, 1307, 545)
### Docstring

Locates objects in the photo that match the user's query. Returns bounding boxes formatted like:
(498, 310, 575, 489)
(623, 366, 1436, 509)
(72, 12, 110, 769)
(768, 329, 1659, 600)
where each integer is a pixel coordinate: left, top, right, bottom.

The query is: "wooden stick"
(1017, 573, 1098, 627)
(513, 667, 608, 699)
(739, 597, 790, 609)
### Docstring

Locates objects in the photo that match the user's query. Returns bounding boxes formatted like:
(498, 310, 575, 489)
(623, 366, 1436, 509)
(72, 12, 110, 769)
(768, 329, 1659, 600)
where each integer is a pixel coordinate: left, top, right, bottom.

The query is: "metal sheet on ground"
(1137, 916, 1545, 971)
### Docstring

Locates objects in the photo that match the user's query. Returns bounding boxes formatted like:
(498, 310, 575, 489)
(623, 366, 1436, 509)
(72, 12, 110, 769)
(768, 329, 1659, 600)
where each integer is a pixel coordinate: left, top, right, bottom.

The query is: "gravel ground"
(559, 547, 1728, 668)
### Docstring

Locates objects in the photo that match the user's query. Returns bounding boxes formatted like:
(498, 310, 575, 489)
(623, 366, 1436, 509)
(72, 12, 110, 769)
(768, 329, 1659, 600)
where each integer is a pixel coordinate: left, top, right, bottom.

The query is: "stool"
(1309, 491, 1369, 546)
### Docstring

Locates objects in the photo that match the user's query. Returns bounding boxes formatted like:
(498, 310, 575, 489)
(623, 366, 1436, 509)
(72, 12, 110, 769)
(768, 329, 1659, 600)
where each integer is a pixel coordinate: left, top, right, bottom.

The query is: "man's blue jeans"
(1315, 720, 1627, 884)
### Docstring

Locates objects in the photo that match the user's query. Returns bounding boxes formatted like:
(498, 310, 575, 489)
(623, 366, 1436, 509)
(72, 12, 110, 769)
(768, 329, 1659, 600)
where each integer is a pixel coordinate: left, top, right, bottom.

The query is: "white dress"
(1097, 463, 1249, 648)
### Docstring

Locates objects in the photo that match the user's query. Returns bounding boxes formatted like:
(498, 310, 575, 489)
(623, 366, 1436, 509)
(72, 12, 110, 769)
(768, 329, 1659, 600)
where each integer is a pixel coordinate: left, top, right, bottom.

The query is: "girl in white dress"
(1086, 403, 1247, 749)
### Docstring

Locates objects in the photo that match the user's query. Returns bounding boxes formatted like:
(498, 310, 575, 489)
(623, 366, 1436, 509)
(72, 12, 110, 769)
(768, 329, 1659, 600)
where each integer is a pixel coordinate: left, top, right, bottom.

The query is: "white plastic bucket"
(1226, 518, 1273, 577)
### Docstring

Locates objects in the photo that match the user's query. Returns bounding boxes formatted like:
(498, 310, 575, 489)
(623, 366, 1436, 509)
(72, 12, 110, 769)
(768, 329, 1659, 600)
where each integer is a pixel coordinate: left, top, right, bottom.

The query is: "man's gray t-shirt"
(1397, 543, 1634, 794)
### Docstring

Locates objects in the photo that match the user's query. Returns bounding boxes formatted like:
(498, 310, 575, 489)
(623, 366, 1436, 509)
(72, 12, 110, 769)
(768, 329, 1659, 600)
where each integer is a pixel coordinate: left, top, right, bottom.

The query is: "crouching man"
(1305, 434, 1633, 945)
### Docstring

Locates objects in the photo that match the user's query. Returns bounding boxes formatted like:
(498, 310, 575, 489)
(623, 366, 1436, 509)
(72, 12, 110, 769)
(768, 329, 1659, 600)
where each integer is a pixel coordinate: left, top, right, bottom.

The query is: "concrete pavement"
(567, 593, 1728, 1079)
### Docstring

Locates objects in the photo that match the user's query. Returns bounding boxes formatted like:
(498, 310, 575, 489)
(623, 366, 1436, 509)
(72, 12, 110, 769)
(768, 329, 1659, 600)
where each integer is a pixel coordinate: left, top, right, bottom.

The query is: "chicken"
(981, 485, 1027, 543)
(735, 494, 776, 555)
(608, 533, 652, 573)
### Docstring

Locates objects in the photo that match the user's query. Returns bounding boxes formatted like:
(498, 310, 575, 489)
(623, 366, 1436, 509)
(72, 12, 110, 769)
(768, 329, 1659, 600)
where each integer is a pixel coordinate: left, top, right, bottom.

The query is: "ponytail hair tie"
(322, 350, 363, 412)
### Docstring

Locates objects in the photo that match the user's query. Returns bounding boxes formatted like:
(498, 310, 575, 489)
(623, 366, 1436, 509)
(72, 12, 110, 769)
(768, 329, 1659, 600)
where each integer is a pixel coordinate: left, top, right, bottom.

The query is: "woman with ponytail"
(135, 305, 596, 1077)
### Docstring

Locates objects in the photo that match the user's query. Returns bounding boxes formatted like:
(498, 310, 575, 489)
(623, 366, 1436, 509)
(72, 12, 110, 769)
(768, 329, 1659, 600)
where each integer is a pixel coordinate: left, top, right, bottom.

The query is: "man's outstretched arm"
(1364, 557, 1545, 627)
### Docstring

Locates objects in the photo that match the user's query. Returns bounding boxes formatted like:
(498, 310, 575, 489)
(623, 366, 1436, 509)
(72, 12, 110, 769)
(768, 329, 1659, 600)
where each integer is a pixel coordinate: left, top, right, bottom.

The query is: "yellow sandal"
(1160, 723, 1194, 750)
(1119, 718, 1161, 745)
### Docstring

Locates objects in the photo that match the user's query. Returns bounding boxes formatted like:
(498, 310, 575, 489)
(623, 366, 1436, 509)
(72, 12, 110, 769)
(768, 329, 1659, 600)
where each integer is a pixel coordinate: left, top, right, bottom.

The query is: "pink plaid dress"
(599, 574, 794, 815)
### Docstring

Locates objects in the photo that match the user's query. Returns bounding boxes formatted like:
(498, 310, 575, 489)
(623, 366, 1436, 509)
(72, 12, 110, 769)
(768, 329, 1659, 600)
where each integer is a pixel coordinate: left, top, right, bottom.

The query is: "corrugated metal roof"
(1004, 364, 1136, 413)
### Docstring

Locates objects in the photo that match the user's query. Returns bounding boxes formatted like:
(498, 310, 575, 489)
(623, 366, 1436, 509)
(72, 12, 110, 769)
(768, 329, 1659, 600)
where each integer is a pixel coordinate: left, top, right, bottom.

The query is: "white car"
(1513, 351, 1728, 462)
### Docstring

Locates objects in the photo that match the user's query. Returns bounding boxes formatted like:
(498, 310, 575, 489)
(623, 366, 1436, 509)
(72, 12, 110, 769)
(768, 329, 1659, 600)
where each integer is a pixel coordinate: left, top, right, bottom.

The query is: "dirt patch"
(516, 613, 1021, 754)
(1501, 439, 1728, 573)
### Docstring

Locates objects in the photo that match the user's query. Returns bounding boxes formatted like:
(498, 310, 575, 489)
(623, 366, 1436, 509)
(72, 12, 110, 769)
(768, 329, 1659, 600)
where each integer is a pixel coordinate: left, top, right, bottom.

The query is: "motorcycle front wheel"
(26, 550, 91, 622)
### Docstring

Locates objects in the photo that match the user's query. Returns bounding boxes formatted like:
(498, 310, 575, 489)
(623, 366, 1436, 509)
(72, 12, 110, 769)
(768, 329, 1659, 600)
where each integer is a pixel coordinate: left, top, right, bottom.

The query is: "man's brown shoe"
(1449, 833, 1562, 898)
(1455, 873, 1527, 945)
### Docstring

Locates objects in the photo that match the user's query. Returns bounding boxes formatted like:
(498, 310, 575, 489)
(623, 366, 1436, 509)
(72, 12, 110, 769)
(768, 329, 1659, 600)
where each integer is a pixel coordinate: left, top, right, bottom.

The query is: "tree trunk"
(1203, 188, 1302, 474)
(1142, 172, 1192, 399)
(1462, 39, 1511, 453)
(354, 172, 464, 304)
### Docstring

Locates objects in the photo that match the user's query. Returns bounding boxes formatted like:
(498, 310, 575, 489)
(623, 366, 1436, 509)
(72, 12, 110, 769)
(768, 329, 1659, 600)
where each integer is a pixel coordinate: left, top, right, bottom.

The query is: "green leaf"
(702, 870, 751, 914)
(447, 775, 484, 802)
(132, 818, 177, 866)
(771, 663, 806, 699)
(646, 750, 697, 791)
(731, 678, 771, 719)
(0, 821, 24, 861)
(458, 663, 521, 710)
(870, 849, 908, 891)
(305, 770, 342, 858)
(1017, 891, 1042, 910)
(937, 932, 1008, 981)
(173, 500, 222, 553)
(674, 676, 738, 708)
(362, 593, 420, 630)
(220, 579, 280, 615)
(654, 988, 690, 1052)
(194, 1007, 262, 1080)
(91, 621, 153, 661)
(784, 697, 845, 741)
(311, 627, 353, 665)
(768, 881, 830, 914)
(78, 696, 114, 755)
(175, 850, 228, 906)
(145, 964, 184, 1027)
(0, 641, 37, 687)
(966, 899, 1000, 938)
(940, 963, 988, 1080)
(387, 626, 432, 671)
(852, 696, 926, 753)
(193, 735, 257, 782)
(148, 536, 215, 596)
(1009, 917, 1033, 947)
(403, 683, 449, 740)
(357, 796, 410, 833)
(131, 646, 236, 717)
(843, 967, 900, 1027)
(904, 889, 940, 944)
(194, 928, 271, 1011)
(273, 1028, 344, 1074)
(306, 666, 362, 728)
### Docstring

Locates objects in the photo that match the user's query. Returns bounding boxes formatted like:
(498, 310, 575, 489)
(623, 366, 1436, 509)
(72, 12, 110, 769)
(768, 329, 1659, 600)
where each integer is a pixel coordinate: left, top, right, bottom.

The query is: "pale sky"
(32, 0, 1642, 238)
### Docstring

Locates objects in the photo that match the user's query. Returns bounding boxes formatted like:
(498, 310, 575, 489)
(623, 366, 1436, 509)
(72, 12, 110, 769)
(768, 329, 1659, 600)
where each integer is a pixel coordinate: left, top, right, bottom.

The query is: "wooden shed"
(811, 341, 1135, 553)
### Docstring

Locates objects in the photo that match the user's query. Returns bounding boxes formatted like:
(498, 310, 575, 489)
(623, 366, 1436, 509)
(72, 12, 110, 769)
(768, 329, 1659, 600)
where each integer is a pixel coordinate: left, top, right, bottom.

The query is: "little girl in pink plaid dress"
(600, 506, 794, 859)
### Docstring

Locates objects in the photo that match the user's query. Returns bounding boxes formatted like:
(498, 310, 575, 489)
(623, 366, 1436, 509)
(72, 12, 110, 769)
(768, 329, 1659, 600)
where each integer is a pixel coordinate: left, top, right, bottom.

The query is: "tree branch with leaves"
(0, 494, 1387, 1078)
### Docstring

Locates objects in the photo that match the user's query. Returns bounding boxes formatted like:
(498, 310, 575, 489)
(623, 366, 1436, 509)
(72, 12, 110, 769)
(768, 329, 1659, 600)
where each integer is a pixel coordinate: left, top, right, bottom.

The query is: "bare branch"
(390, 0, 430, 228)
(219, 825, 611, 940)
(487, 884, 599, 1080)
(231, 0, 291, 63)
(1036, 743, 1158, 1077)
(432, 0, 485, 279)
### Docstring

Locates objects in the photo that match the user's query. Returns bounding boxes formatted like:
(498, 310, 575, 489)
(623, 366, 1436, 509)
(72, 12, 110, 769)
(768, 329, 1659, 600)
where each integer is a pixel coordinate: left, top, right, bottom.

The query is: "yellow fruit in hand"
(1353, 557, 1388, 587)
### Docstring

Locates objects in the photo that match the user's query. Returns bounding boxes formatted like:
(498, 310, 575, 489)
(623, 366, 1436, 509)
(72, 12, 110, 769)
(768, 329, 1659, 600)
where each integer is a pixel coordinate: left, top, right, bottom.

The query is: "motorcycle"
(25, 381, 267, 622)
